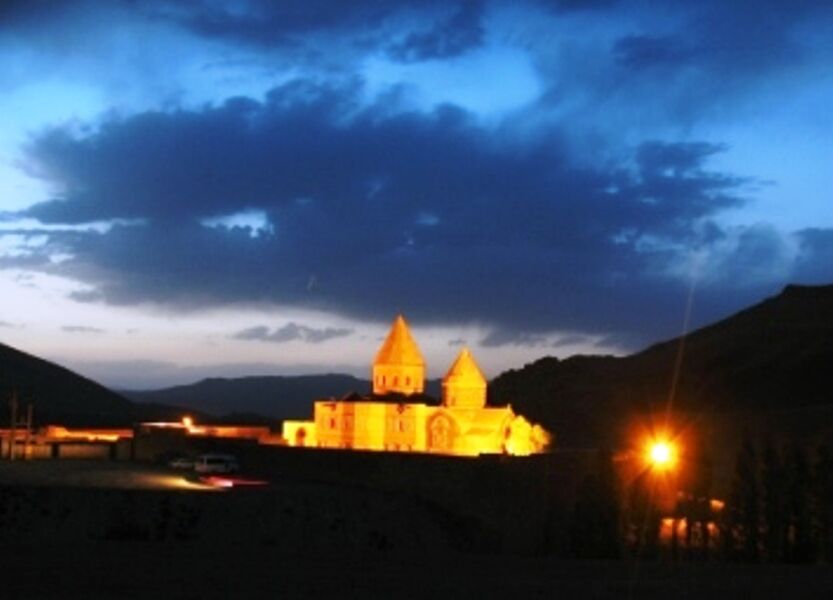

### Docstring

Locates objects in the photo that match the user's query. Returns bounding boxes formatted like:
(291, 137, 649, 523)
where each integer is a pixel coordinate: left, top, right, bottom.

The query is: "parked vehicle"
(168, 456, 195, 469)
(193, 453, 239, 474)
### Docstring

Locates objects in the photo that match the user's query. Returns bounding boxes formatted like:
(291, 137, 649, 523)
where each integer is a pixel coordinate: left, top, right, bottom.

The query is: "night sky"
(1, 0, 831, 388)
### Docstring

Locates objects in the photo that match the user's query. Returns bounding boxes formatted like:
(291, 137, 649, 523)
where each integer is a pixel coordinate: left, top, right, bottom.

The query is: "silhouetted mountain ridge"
(125, 375, 443, 420)
(491, 284, 833, 448)
(0, 341, 191, 426)
(4, 283, 831, 443)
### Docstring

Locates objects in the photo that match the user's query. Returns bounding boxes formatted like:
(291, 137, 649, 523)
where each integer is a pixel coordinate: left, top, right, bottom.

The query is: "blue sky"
(1, 0, 832, 388)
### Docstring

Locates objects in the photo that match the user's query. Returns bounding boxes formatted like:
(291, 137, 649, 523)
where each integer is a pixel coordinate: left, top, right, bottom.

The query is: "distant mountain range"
(123, 377, 442, 421)
(2, 283, 832, 465)
(491, 284, 833, 451)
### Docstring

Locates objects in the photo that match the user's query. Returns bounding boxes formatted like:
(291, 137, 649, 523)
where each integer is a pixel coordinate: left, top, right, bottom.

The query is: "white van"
(193, 453, 240, 474)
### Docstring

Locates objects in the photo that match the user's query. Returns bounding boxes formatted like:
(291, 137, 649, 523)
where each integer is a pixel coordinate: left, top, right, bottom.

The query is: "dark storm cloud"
(523, 0, 833, 137)
(479, 330, 548, 348)
(611, 0, 833, 75)
(232, 323, 353, 344)
(0, 0, 486, 74)
(386, 1, 485, 62)
(614, 35, 695, 69)
(551, 334, 588, 348)
(13, 79, 780, 347)
(142, 0, 397, 48)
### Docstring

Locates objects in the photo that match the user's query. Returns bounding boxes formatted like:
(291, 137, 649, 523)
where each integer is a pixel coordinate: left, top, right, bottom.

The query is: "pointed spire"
(374, 314, 425, 367)
(443, 347, 486, 386)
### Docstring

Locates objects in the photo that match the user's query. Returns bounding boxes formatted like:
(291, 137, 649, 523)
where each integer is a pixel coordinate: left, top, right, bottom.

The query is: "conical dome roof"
(443, 347, 486, 387)
(374, 314, 425, 367)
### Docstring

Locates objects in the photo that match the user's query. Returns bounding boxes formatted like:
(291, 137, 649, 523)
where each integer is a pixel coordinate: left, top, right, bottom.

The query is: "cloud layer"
(11, 78, 802, 347)
(2, 0, 832, 355)
(233, 322, 352, 344)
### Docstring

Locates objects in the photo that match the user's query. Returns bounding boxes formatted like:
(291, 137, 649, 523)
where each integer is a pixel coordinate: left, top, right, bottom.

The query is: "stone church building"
(283, 315, 549, 456)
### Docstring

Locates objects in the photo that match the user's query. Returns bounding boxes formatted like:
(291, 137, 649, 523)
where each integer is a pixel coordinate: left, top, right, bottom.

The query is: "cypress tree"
(726, 437, 760, 561)
(814, 444, 833, 563)
(570, 448, 622, 558)
(761, 437, 786, 562)
(785, 444, 815, 563)
(627, 470, 661, 559)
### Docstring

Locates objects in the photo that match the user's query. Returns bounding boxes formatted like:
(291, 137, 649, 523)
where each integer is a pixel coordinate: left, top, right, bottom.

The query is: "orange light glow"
(41, 426, 133, 442)
(182, 416, 194, 429)
(503, 417, 551, 456)
(646, 439, 676, 470)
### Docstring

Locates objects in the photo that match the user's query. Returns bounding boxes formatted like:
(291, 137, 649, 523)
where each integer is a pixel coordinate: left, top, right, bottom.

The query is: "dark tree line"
(568, 439, 833, 563)
(569, 448, 623, 558)
(723, 437, 833, 564)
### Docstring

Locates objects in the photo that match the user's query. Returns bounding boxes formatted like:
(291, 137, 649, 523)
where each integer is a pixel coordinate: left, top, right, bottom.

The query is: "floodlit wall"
(372, 364, 425, 395)
(442, 348, 488, 409)
(382, 402, 428, 451)
(294, 401, 546, 457)
(443, 385, 486, 409)
(282, 420, 317, 447)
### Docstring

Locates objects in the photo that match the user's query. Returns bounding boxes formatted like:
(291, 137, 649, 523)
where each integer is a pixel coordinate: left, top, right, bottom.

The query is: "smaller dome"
(443, 347, 486, 388)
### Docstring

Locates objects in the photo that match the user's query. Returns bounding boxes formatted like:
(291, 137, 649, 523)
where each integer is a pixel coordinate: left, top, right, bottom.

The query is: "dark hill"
(0, 341, 135, 426)
(125, 376, 443, 420)
(0, 342, 211, 426)
(491, 284, 833, 450)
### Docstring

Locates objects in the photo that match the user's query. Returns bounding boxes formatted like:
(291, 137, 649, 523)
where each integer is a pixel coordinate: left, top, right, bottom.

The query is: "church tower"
(442, 347, 487, 409)
(372, 314, 425, 395)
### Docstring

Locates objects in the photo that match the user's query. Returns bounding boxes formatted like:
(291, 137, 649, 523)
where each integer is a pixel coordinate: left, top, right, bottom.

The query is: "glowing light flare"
(650, 441, 672, 464)
(645, 438, 677, 471)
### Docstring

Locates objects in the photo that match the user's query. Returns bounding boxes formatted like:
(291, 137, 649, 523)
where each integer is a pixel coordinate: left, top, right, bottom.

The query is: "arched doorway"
(295, 427, 307, 447)
(427, 413, 457, 453)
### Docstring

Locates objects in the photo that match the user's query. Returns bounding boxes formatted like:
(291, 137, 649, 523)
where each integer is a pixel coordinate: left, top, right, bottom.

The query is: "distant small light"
(182, 416, 194, 429)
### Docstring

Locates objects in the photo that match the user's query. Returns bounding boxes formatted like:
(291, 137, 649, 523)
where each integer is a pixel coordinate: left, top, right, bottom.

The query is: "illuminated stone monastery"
(283, 315, 550, 456)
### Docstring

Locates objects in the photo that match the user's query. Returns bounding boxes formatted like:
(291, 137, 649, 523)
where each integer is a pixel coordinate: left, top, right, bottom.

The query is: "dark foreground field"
(1, 541, 832, 599)
(2, 461, 832, 599)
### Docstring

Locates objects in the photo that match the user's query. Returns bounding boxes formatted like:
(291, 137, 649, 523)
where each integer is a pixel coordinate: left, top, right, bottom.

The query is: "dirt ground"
(1, 461, 832, 598)
(0, 541, 832, 599)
